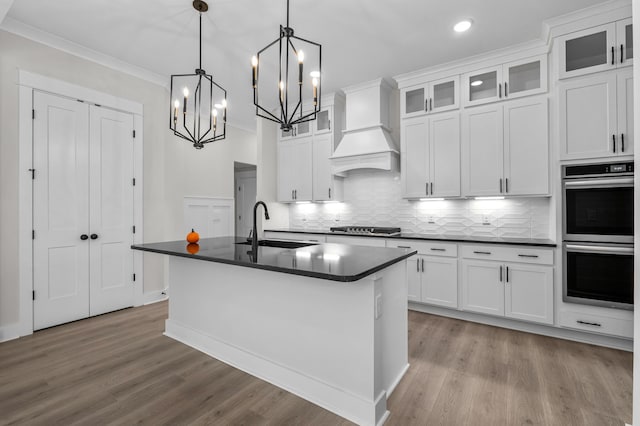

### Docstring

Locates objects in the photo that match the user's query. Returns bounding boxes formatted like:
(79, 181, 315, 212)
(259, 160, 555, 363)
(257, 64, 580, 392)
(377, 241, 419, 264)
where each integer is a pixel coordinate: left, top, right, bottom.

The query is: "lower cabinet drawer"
(387, 240, 457, 257)
(263, 232, 326, 242)
(559, 310, 633, 339)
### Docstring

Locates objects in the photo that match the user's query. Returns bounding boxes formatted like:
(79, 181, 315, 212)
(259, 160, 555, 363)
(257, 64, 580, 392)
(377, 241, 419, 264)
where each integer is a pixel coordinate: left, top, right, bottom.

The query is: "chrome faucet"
(252, 201, 270, 255)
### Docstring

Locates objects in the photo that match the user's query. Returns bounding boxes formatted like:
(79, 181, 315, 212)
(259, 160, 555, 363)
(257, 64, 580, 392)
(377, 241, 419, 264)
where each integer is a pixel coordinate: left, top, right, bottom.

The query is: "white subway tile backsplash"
(289, 171, 552, 239)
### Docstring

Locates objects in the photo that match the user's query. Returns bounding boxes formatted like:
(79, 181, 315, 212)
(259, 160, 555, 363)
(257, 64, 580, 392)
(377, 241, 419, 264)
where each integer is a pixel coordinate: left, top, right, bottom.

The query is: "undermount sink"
(236, 239, 318, 249)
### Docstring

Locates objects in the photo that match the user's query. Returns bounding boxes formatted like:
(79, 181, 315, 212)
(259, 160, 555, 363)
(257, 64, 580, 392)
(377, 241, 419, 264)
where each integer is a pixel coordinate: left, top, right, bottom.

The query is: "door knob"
(80, 234, 89, 240)
(90, 234, 98, 240)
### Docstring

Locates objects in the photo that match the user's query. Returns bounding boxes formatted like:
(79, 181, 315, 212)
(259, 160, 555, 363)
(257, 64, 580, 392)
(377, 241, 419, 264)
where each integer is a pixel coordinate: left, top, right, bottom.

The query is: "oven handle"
(565, 244, 634, 254)
(564, 178, 634, 188)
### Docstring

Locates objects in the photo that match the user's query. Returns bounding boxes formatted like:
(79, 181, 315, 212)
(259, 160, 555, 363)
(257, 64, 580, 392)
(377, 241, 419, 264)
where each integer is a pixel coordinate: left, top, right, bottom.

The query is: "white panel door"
(88, 106, 134, 316)
(312, 133, 333, 201)
(33, 92, 90, 330)
(407, 257, 422, 302)
(559, 73, 617, 160)
(236, 176, 257, 238)
(461, 259, 504, 317)
(429, 112, 460, 198)
(401, 116, 429, 198)
(617, 69, 633, 155)
(503, 97, 549, 196)
(462, 105, 504, 196)
(505, 264, 553, 325)
(421, 256, 458, 308)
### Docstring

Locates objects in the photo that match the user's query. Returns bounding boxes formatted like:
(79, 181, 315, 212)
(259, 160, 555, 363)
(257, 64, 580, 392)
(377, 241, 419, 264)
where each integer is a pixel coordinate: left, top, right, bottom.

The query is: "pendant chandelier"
(170, 0, 227, 149)
(251, 0, 322, 131)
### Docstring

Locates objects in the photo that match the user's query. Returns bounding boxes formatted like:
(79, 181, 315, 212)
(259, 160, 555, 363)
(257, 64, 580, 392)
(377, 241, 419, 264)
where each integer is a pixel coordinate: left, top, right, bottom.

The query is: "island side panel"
(165, 256, 406, 426)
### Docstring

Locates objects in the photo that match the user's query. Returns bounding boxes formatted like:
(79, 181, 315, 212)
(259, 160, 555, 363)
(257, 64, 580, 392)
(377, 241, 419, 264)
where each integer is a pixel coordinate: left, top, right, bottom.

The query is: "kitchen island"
(132, 237, 416, 426)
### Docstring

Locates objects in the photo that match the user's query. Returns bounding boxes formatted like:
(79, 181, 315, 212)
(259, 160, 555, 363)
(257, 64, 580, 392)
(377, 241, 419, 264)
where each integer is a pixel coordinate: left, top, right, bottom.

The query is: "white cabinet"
(312, 133, 343, 202)
(277, 93, 345, 203)
(401, 112, 460, 199)
(277, 136, 313, 202)
(387, 240, 458, 308)
(462, 96, 549, 197)
(558, 19, 632, 79)
(559, 69, 633, 160)
(401, 75, 460, 118)
(462, 55, 547, 107)
(460, 245, 554, 325)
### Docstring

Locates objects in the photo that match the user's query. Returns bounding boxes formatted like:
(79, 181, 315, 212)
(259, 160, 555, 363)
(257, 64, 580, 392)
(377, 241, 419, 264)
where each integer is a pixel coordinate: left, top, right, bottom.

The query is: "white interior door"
(236, 173, 257, 238)
(33, 92, 90, 330)
(88, 106, 134, 316)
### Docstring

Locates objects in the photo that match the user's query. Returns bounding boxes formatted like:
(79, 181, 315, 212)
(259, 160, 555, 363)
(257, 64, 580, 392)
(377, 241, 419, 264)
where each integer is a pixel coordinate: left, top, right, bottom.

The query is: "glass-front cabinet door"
(429, 76, 459, 114)
(295, 117, 312, 138)
(463, 67, 502, 107)
(314, 106, 332, 134)
(504, 55, 547, 100)
(617, 18, 633, 67)
(559, 23, 616, 79)
(401, 76, 459, 118)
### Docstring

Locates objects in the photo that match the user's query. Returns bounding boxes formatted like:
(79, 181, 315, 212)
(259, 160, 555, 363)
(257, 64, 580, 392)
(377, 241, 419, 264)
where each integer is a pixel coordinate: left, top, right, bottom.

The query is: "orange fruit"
(186, 228, 200, 243)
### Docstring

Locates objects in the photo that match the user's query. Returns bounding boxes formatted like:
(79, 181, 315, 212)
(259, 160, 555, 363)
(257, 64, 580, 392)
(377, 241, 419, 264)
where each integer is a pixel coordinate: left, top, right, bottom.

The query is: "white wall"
(0, 29, 257, 330)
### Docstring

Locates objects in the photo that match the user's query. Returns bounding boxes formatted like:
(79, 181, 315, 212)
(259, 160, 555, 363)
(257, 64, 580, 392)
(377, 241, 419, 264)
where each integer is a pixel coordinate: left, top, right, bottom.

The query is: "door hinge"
(29, 169, 35, 179)
(32, 109, 35, 120)
(32, 290, 35, 300)
(132, 225, 136, 234)
(32, 230, 35, 239)
(132, 130, 136, 138)
(133, 273, 136, 282)
(132, 178, 136, 186)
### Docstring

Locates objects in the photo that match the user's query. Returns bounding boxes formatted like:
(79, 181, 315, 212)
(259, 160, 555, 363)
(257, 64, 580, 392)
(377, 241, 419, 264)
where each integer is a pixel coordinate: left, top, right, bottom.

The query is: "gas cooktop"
(329, 226, 401, 236)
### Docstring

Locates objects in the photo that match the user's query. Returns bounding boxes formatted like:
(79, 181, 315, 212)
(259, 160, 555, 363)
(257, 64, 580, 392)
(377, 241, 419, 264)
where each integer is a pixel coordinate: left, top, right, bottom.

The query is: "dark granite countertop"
(265, 229, 557, 247)
(131, 237, 416, 282)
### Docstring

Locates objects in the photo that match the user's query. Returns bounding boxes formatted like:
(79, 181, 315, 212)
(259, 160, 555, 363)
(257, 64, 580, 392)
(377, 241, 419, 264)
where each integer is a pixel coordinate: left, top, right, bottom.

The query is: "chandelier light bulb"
(312, 77, 318, 87)
(213, 109, 218, 117)
(183, 87, 189, 97)
(251, 56, 258, 67)
(297, 50, 304, 63)
(221, 99, 227, 108)
(174, 100, 180, 108)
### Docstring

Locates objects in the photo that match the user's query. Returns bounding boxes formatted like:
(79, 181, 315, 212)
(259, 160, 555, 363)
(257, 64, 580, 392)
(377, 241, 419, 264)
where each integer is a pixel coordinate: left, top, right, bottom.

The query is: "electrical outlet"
(482, 215, 491, 225)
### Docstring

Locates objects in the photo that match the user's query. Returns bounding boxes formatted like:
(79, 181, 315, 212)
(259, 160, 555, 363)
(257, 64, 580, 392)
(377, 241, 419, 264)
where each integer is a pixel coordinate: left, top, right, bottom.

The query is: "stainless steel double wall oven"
(562, 162, 634, 310)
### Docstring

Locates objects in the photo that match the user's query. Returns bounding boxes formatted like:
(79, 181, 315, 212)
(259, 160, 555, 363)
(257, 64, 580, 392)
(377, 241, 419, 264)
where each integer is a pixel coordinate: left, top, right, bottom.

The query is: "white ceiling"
(4, 0, 609, 131)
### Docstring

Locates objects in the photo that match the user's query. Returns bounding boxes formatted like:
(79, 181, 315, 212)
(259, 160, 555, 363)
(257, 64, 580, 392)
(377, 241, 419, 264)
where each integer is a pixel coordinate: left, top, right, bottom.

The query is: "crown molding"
(542, 0, 631, 41)
(0, 17, 169, 89)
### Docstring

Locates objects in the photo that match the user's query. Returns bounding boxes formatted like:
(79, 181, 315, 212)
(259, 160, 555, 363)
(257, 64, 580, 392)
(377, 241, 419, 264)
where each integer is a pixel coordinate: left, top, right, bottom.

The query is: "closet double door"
(33, 92, 135, 330)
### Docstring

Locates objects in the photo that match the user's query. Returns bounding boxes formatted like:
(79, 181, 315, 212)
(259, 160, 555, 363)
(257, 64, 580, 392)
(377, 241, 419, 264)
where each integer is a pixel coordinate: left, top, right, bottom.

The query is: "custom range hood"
(331, 78, 399, 175)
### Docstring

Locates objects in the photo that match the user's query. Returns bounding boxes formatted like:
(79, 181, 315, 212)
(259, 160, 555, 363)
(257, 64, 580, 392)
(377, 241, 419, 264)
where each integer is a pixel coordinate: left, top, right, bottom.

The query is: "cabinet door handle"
(613, 134, 616, 153)
(621, 133, 625, 152)
(397, 245, 412, 249)
(474, 251, 492, 255)
(291, 190, 294, 199)
(430, 248, 446, 251)
(429, 98, 433, 111)
(621, 44, 624, 63)
(518, 254, 539, 258)
(504, 81, 508, 97)
(417, 259, 420, 272)
(425, 99, 429, 112)
(499, 178, 503, 193)
(612, 46, 615, 65)
(505, 178, 509, 193)
(499, 265, 503, 282)
(430, 182, 433, 195)
(328, 188, 331, 199)
(577, 320, 602, 327)
(426, 182, 429, 196)
(328, 119, 331, 130)
(421, 258, 424, 272)
(506, 266, 509, 283)
(498, 83, 502, 98)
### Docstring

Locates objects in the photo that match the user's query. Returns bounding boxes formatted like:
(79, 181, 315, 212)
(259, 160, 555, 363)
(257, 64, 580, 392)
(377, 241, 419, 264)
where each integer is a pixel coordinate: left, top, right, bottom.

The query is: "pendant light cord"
(286, 0, 290, 28)
(199, 12, 202, 70)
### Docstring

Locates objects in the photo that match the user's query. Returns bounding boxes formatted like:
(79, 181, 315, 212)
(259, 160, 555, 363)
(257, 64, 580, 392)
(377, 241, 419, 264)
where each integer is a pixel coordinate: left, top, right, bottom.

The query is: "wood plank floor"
(0, 301, 631, 425)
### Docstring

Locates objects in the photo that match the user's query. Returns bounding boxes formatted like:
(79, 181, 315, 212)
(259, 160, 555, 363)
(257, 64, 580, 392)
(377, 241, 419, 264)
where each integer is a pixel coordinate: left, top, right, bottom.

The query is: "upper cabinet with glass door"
(277, 110, 313, 142)
(462, 55, 547, 107)
(558, 19, 632, 79)
(314, 105, 333, 135)
(401, 76, 459, 118)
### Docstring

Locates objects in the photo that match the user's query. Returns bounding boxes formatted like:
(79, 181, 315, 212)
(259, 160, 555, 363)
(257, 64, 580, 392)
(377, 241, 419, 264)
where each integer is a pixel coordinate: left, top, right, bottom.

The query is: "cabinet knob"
(80, 234, 89, 241)
(90, 234, 98, 240)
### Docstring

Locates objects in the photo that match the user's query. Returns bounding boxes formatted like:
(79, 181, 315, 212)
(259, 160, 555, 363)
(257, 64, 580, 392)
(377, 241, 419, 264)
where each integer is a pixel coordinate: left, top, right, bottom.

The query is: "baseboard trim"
(0, 322, 22, 343)
(164, 319, 383, 426)
(409, 303, 633, 352)
(143, 288, 168, 305)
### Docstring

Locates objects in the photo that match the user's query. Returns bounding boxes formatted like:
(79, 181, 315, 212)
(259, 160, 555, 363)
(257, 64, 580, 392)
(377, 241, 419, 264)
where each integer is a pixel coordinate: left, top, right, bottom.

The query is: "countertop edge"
(131, 245, 418, 282)
(264, 229, 557, 247)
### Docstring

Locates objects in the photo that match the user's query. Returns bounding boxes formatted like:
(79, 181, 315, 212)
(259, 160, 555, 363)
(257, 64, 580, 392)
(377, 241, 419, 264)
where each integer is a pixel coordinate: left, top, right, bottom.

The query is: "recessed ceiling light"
(454, 19, 473, 33)
(470, 80, 483, 87)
